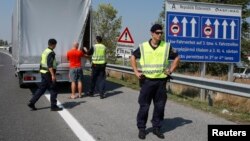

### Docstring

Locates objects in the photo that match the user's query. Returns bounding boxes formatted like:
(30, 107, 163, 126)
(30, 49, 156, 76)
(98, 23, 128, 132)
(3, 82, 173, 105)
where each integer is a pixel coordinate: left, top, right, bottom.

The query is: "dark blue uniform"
(87, 46, 106, 97)
(29, 48, 58, 108)
(133, 39, 178, 130)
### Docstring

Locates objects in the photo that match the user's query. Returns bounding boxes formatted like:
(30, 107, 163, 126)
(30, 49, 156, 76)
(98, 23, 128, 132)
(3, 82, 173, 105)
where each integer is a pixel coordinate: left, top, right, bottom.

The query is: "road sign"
(165, 0, 242, 63)
(117, 27, 134, 44)
(116, 27, 135, 58)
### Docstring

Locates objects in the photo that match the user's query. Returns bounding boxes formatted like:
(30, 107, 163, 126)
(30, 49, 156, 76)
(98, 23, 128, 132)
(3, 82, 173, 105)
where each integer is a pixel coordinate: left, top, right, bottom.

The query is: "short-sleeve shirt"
(132, 39, 179, 60)
(67, 48, 84, 68)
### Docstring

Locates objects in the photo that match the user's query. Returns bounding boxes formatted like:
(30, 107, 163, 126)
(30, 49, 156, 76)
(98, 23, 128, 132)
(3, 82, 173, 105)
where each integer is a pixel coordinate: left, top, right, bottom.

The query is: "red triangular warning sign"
(117, 27, 134, 44)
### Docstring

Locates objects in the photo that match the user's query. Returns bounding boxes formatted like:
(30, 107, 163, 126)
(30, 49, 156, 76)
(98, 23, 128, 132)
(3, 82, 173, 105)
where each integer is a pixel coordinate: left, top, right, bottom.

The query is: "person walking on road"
(130, 24, 180, 139)
(67, 41, 86, 99)
(28, 39, 63, 111)
(86, 36, 107, 99)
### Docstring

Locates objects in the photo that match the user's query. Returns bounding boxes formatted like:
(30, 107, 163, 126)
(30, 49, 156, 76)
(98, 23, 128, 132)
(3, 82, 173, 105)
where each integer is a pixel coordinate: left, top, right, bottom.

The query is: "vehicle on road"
(233, 67, 250, 79)
(12, 0, 92, 88)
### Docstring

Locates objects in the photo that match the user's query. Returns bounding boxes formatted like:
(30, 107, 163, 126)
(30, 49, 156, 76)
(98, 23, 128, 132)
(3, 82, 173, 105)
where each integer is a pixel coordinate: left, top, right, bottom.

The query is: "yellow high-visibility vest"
(139, 41, 170, 78)
(92, 43, 106, 64)
(40, 48, 56, 74)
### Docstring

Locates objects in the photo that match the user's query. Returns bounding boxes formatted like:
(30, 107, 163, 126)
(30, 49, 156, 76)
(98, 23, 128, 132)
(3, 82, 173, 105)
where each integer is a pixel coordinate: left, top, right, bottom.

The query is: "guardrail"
(106, 64, 250, 98)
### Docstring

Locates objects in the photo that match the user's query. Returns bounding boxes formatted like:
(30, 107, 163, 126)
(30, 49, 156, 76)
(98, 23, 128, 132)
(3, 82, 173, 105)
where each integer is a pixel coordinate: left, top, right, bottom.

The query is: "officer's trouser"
(89, 64, 106, 95)
(137, 78, 167, 129)
(30, 73, 58, 108)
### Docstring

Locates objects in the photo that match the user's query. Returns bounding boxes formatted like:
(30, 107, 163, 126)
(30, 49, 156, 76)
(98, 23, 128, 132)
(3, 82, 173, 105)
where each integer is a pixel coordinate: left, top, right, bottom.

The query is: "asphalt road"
(0, 51, 235, 141)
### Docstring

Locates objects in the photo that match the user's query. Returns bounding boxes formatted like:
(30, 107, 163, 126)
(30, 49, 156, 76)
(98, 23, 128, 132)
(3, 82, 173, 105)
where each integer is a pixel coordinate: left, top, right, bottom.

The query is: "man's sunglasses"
(154, 31, 163, 35)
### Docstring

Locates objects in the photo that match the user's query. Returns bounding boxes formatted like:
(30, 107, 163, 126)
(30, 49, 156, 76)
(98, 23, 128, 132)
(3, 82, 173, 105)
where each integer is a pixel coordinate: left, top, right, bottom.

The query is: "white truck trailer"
(12, 0, 92, 87)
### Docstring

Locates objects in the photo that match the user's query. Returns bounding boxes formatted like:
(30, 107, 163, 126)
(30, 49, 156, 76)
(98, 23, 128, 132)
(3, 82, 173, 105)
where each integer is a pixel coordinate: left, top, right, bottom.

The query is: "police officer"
(28, 39, 63, 111)
(87, 36, 107, 99)
(130, 24, 180, 139)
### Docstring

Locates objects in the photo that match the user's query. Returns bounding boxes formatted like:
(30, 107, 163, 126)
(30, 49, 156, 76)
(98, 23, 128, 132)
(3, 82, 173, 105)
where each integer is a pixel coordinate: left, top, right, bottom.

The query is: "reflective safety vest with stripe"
(92, 43, 106, 64)
(139, 41, 170, 79)
(40, 48, 57, 74)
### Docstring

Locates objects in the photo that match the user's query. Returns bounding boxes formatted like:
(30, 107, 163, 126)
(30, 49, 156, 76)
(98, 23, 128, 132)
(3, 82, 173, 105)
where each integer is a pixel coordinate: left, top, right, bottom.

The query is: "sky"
(0, 0, 163, 47)
(0, 0, 249, 46)
(0, 0, 15, 42)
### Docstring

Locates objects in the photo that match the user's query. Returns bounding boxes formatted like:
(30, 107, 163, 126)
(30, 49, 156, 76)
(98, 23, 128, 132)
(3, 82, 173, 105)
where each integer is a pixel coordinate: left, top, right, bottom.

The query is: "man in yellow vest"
(87, 36, 107, 99)
(28, 39, 62, 111)
(131, 24, 180, 139)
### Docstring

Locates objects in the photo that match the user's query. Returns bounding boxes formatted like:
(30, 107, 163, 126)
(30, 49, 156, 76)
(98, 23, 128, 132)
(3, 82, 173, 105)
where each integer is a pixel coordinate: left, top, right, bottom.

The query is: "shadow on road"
(147, 117, 192, 133)
(81, 75, 124, 98)
(27, 75, 124, 98)
(61, 101, 86, 109)
(35, 106, 51, 111)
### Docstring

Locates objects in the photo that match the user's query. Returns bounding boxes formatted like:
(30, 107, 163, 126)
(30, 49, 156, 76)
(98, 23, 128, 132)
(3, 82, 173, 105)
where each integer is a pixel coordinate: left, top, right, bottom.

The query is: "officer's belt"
(143, 77, 167, 81)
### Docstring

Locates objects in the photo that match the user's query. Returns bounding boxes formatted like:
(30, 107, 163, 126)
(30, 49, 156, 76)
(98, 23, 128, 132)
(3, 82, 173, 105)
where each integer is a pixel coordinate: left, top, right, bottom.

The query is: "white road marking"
(45, 94, 96, 141)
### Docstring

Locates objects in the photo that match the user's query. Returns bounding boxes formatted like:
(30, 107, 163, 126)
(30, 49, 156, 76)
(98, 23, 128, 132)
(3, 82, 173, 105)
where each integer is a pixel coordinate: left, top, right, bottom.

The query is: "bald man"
(67, 41, 85, 99)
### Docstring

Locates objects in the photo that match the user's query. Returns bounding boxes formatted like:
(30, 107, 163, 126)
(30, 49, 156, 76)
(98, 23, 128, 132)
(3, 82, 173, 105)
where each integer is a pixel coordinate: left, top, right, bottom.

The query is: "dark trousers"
(89, 65, 106, 95)
(30, 73, 58, 108)
(137, 79, 167, 129)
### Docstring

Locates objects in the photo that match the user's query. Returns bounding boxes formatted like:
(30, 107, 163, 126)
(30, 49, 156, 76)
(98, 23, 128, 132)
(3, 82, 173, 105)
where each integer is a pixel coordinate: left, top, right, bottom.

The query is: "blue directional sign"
(165, 1, 242, 63)
(168, 14, 200, 38)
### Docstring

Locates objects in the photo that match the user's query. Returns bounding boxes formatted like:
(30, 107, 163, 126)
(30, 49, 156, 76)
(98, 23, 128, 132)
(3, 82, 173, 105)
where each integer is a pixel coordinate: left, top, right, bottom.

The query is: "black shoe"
(28, 103, 37, 111)
(138, 129, 146, 139)
(153, 128, 164, 139)
(51, 106, 63, 111)
(87, 92, 94, 97)
(100, 94, 106, 99)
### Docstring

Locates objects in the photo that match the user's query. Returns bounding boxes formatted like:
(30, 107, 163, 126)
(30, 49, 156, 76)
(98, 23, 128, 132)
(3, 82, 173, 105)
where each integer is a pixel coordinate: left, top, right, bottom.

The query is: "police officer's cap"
(150, 24, 163, 32)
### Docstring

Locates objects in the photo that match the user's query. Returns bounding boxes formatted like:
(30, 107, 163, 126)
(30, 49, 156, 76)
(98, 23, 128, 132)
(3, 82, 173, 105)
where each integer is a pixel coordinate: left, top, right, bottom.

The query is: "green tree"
(0, 40, 8, 46)
(4, 41, 8, 46)
(0, 39, 3, 46)
(93, 3, 122, 63)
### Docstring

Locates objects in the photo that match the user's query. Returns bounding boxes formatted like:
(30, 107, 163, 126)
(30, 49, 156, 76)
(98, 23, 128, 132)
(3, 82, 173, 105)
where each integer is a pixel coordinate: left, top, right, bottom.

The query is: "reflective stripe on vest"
(92, 43, 106, 64)
(40, 48, 56, 74)
(139, 41, 170, 78)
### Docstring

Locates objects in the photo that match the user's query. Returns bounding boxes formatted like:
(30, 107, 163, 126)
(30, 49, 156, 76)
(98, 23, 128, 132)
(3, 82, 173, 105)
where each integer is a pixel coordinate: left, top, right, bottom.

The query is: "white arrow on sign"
(214, 19, 220, 39)
(205, 19, 211, 26)
(205, 19, 211, 38)
(230, 20, 236, 40)
(172, 17, 179, 36)
(181, 17, 188, 37)
(190, 18, 197, 37)
(222, 20, 228, 39)
(172, 16, 179, 24)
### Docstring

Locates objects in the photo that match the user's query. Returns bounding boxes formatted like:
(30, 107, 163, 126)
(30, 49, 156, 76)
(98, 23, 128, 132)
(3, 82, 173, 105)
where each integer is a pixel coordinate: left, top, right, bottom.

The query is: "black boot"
(28, 103, 37, 111)
(138, 129, 146, 139)
(100, 93, 106, 99)
(51, 105, 63, 111)
(86, 92, 94, 97)
(153, 128, 164, 139)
